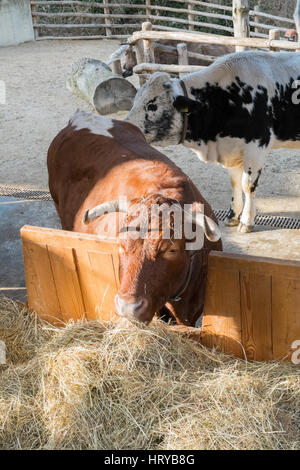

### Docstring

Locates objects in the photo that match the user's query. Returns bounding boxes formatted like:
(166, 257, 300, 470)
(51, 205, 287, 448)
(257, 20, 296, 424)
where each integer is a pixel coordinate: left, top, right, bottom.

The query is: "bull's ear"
(173, 96, 189, 113)
(149, 72, 170, 86)
(173, 96, 201, 114)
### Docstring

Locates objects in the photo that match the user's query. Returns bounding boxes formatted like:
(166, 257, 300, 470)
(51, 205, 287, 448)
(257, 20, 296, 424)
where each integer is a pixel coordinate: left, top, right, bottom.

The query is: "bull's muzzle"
(115, 294, 151, 323)
(122, 69, 133, 78)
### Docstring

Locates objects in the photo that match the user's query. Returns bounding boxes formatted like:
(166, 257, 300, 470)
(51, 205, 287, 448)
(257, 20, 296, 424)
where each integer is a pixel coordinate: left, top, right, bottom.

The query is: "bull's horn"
(83, 199, 129, 225)
(186, 211, 221, 243)
(106, 44, 129, 65)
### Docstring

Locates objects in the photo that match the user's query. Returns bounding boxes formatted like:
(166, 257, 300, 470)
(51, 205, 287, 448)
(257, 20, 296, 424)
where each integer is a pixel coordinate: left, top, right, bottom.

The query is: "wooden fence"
(30, 0, 296, 41)
(21, 225, 300, 362)
(127, 22, 300, 82)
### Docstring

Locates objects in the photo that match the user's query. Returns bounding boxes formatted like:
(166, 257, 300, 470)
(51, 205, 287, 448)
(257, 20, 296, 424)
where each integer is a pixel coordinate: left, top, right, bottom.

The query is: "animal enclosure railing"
(30, 1, 296, 41)
(128, 22, 300, 82)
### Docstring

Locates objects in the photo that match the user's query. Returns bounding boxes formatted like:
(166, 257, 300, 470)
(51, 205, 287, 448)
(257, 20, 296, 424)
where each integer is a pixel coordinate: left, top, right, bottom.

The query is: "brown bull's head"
(83, 194, 221, 323)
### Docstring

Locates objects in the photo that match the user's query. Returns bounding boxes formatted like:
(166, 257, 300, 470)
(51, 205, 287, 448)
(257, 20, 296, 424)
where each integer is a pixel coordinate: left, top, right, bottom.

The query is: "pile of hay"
(0, 296, 299, 450)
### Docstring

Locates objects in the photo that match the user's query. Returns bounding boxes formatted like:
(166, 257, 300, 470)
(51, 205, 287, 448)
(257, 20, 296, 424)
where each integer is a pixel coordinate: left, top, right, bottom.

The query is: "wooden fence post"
(177, 43, 188, 65)
(269, 29, 281, 52)
(188, 3, 195, 31)
(30, 1, 39, 40)
(142, 22, 155, 64)
(177, 42, 188, 78)
(103, 0, 112, 37)
(111, 59, 122, 75)
(146, 0, 151, 21)
(135, 22, 155, 87)
(135, 40, 146, 86)
(254, 5, 260, 36)
(294, 0, 300, 40)
(233, 0, 250, 52)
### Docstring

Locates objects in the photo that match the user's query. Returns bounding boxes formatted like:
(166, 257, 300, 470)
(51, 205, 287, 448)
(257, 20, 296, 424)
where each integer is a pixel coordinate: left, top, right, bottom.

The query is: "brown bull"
(47, 110, 222, 326)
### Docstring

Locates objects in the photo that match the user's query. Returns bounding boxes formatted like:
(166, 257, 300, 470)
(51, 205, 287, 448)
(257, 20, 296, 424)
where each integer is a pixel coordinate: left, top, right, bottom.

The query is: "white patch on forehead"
(171, 79, 185, 98)
(70, 110, 113, 138)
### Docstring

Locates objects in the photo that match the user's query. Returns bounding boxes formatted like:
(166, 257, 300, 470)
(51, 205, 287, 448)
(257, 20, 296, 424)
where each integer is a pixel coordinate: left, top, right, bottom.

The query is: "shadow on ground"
(0, 197, 60, 302)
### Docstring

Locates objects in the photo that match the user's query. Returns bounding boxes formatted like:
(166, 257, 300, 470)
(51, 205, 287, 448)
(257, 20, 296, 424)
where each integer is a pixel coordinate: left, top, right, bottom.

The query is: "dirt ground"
(0, 39, 299, 296)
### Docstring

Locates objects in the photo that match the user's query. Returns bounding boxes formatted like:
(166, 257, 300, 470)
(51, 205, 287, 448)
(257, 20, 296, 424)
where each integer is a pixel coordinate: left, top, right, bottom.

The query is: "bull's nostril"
(115, 294, 149, 319)
(134, 299, 144, 310)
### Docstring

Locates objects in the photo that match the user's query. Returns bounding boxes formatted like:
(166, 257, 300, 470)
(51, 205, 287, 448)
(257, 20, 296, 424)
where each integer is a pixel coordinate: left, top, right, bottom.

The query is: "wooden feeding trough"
(21, 225, 300, 363)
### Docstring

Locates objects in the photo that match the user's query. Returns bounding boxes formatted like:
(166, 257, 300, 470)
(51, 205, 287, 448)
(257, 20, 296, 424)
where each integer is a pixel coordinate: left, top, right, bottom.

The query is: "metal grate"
(215, 210, 300, 230)
(0, 185, 299, 230)
(0, 185, 52, 201)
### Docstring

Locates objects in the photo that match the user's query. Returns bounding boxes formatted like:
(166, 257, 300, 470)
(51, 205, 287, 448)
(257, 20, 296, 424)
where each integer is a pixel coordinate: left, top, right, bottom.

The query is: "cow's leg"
(225, 165, 244, 227)
(238, 150, 266, 233)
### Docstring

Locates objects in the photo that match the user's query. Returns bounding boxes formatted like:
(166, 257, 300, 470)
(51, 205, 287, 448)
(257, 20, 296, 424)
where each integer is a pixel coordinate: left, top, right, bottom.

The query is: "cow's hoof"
(238, 222, 254, 233)
(224, 217, 239, 227)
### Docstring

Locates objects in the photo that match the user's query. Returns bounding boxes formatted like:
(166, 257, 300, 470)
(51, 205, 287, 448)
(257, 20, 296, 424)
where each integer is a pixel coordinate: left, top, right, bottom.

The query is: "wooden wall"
(21, 225, 300, 362)
(21, 225, 119, 325)
(201, 252, 300, 362)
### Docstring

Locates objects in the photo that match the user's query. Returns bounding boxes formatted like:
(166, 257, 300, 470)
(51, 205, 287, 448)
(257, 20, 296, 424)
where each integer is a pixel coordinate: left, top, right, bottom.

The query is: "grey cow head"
(125, 72, 184, 146)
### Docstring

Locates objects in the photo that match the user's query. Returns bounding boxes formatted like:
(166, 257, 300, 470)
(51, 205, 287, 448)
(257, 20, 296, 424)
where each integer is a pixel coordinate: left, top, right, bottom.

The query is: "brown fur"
(47, 115, 222, 325)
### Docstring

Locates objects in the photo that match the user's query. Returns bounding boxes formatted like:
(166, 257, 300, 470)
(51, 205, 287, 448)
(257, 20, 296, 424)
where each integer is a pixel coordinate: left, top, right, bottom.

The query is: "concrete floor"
(0, 197, 60, 301)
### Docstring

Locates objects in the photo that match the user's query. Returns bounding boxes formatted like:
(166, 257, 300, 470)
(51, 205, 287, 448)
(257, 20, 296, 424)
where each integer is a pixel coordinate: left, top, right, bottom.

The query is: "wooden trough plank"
(21, 225, 119, 255)
(47, 245, 85, 323)
(75, 249, 119, 321)
(88, 251, 118, 321)
(272, 276, 300, 361)
(207, 251, 300, 279)
(22, 239, 63, 325)
(240, 272, 273, 361)
(202, 267, 243, 358)
(21, 225, 119, 324)
(201, 252, 300, 362)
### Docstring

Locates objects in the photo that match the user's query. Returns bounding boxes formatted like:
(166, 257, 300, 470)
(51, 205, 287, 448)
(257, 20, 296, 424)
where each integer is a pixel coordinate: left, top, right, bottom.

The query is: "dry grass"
(0, 296, 299, 450)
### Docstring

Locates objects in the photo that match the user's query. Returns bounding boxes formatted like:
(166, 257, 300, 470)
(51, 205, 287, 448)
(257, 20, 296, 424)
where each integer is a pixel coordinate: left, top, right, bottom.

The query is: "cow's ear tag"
(181, 107, 189, 113)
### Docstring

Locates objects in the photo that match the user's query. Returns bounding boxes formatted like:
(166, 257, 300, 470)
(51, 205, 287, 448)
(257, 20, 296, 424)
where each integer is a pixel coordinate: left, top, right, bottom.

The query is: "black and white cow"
(126, 51, 300, 233)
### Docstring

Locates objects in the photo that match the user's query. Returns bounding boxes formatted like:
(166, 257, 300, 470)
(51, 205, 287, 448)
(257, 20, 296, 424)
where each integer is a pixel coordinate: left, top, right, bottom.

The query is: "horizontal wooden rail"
(32, 16, 233, 34)
(36, 35, 129, 40)
(30, 1, 295, 42)
(133, 63, 206, 74)
(250, 31, 269, 39)
(128, 30, 300, 51)
(33, 21, 233, 35)
(155, 42, 217, 62)
(249, 9, 295, 25)
(32, 7, 233, 23)
(163, 0, 232, 12)
(33, 12, 144, 18)
(31, 2, 147, 10)
(33, 23, 140, 29)
(250, 21, 290, 33)
(30, 0, 233, 12)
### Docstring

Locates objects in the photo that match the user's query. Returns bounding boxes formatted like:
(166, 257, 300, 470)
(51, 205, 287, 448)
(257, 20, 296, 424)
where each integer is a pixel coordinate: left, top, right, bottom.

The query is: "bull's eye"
(119, 245, 126, 256)
(147, 103, 157, 112)
(160, 245, 181, 260)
